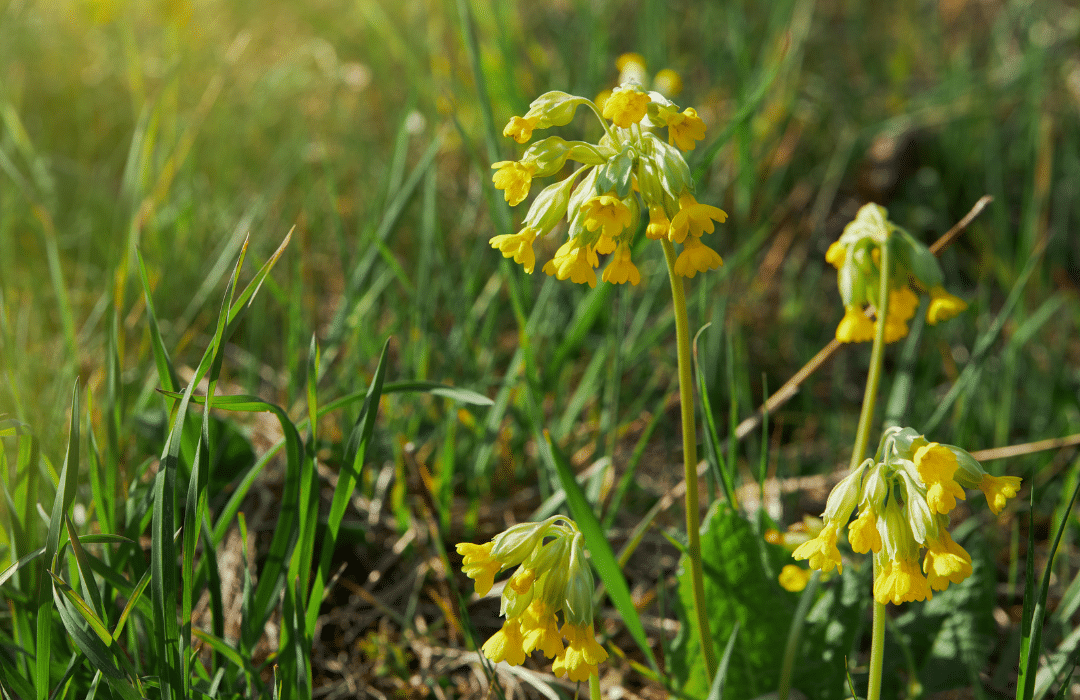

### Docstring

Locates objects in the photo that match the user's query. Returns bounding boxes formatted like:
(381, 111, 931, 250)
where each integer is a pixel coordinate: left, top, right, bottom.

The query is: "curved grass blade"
(0, 548, 44, 589)
(307, 338, 390, 636)
(693, 324, 737, 508)
(1018, 465, 1080, 699)
(540, 432, 658, 672)
(706, 621, 741, 700)
(34, 382, 79, 700)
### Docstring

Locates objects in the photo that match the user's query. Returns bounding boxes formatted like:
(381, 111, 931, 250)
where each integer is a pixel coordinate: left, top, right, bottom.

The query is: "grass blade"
(34, 382, 79, 699)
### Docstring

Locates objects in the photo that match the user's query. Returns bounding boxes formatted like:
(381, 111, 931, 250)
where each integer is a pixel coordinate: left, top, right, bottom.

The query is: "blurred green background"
(2, 0, 1079, 696)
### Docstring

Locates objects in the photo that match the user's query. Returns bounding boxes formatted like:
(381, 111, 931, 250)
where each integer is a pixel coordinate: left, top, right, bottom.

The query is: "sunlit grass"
(2, 0, 1079, 697)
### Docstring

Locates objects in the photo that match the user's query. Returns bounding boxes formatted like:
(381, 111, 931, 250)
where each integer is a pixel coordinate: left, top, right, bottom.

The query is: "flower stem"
(867, 592, 887, 700)
(858, 234, 892, 700)
(661, 239, 717, 681)
(589, 672, 602, 700)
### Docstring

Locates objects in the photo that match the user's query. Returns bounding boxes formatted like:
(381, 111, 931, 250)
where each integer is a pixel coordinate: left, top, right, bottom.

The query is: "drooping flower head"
(456, 517, 613, 681)
(489, 83, 725, 286)
(791, 426, 1022, 605)
(828, 203, 968, 344)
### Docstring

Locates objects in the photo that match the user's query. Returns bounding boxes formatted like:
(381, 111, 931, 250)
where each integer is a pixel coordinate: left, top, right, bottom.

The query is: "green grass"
(2, 0, 1079, 697)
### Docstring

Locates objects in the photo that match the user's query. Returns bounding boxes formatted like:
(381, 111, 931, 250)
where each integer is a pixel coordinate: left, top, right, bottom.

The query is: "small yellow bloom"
(836, 306, 875, 343)
(542, 241, 598, 288)
(645, 205, 671, 240)
(914, 443, 966, 515)
(673, 236, 723, 278)
(664, 107, 707, 151)
(873, 557, 932, 605)
(792, 521, 843, 574)
(456, 542, 501, 597)
(552, 622, 608, 682)
(503, 116, 539, 144)
(977, 474, 1022, 515)
(594, 233, 617, 255)
(890, 287, 920, 323)
(653, 68, 683, 97)
(489, 227, 538, 273)
(883, 316, 909, 344)
(669, 193, 727, 244)
(602, 85, 650, 128)
(520, 600, 564, 658)
(482, 616, 528, 666)
(492, 161, 537, 206)
(602, 244, 641, 285)
(581, 194, 632, 239)
(927, 286, 968, 325)
(825, 241, 845, 269)
(779, 564, 812, 592)
(923, 530, 973, 591)
(848, 507, 882, 554)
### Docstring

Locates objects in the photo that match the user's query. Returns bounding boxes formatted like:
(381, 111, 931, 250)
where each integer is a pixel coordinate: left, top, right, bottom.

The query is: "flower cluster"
(792, 427, 1022, 605)
(456, 516, 610, 682)
(827, 203, 968, 343)
(490, 85, 726, 287)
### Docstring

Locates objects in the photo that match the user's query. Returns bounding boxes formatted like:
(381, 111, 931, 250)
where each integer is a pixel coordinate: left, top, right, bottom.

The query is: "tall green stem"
(858, 235, 892, 700)
(661, 239, 717, 681)
(589, 672, 602, 700)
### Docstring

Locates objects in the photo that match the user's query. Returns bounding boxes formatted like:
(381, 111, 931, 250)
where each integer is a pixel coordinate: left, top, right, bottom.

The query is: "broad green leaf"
(669, 504, 796, 699)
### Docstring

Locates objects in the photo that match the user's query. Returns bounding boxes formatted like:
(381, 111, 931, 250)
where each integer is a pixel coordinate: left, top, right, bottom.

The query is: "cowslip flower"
(456, 517, 613, 681)
(828, 203, 968, 343)
(793, 426, 1022, 605)
(489, 84, 725, 286)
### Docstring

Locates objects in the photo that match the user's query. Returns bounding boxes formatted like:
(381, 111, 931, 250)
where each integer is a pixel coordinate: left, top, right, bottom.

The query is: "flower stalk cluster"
(793, 427, 1022, 604)
(827, 203, 968, 343)
(456, 516, 610, 682)
(490, 85, 726, 287)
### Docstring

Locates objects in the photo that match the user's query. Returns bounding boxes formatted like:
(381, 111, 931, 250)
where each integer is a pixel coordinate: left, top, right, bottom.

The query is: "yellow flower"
(914, 443, 966, 515)
(669, 193, 727, 244)
(848, 507, 881, 554)
(456, 542, 501, 597)
(581, 194, 632, 239)
(923, 530, 973, 591)
(792, 521, 843, 574)
(602, 244, 641, 285)
(890, 287, 920, 323)
(489, 227, 538, 273)
(602, 85, 650, 128)
(520, 600, 564, 658)
(552, 622, 608, 682)
(836, 306, 875, 343)
(492, 161, 537, 206)
(503, 115, 539, 144)
(927, 286, 968, 325)
(653, 68, 683, 97)
(482, 616, 528, 666)
(664, 107, 707, 151)
(977, 474, 1022, 515)
(673, 235, 723, 278)
(779, 564, 812, 592)
(883, 316, 909, 344)
(645, 205, 671, 240)
(873, 557, 932, 605)
(825, 241, 845, 269)
(542, 241, 598, 288)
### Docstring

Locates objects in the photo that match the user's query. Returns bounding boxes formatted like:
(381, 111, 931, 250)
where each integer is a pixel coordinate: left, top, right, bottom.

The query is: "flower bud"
(491, 521, 548, 568)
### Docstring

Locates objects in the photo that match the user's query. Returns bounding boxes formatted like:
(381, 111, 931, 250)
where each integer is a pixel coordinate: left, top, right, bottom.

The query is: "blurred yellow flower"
(602, 85, 650, 128)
